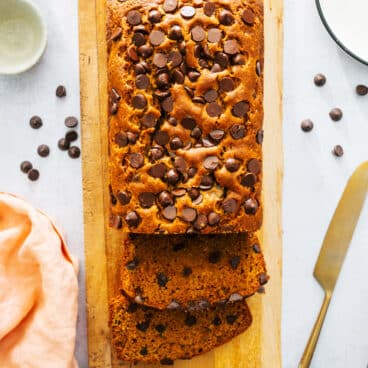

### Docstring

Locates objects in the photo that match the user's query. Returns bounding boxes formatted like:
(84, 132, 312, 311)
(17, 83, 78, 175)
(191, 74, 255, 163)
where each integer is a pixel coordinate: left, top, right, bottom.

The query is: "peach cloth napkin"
(0, 193, 79, 367)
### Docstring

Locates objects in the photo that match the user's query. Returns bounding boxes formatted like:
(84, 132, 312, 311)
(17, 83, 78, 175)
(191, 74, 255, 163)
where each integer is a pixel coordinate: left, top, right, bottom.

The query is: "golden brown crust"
(109, 293, 252, 364)
(107, 0, 264, 233)
(121, 232, 268, 310)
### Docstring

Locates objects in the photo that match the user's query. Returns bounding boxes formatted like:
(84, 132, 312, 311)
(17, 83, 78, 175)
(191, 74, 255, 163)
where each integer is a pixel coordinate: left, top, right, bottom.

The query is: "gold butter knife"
(299, 161, 368, 368)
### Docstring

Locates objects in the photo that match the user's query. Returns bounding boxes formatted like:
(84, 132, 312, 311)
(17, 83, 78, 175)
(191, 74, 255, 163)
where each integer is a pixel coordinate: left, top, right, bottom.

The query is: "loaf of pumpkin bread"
(107, 0, 264, 234)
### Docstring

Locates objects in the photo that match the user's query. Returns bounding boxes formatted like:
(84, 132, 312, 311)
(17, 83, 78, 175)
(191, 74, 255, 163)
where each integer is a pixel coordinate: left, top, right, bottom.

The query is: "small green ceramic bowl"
(0, 0, 47, 75)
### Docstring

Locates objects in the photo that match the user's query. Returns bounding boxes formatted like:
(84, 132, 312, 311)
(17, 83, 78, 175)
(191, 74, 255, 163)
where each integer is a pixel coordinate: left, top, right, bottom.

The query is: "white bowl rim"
(0, 0, 48, 75)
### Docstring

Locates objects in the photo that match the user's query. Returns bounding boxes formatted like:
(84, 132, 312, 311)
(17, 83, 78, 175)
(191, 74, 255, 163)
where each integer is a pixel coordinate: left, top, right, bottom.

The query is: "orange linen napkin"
(0, 193, 79, 367)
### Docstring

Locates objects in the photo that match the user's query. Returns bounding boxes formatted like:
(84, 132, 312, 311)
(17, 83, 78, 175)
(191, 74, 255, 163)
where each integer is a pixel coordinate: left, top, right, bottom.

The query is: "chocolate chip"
(214, 52, 229, 68)
(140, 346, 148, 356)
(166, 168, 180, 184)
(244, 198, 258, 214)
(184, 86, 194, 98)
(155, 324, 166, 334)
(160, 358, 174, 366)
(163, 0, 177, 12)
(193, 96, 206, 104)
(37, 144, 50, 157)
(129, 153, 144, 168)
(226, 315, 238, 325)
(115, 132, 128, 147)
(168, 116, 177, 126)
(181, 116, 196, 130)
(136, 320, 150, 332)
(137, 45, 153, 58)
(256, 130, 264, 144)
(332, 145, 344, 157)
(68, 146, 81, 159)
(204, 2, 216, 16)
(172, 188, 186, 197)
(219, 9, 234, 25)
(125, 211, 140, 227)
(211, 63, 223, 73)
(182, 207, 197, 222)
(356, 84, 368, 96)
(219, 77, 235, 92)
(213, 316, 222, 326)
(182, 266, 192, 277)
(126, 257, 139, 270)
(29, 116, 43, 129)
(173, 69, 185, 84)
(157, 72, 170, 89)
(158, 191, 174, 207)
(329, 108, 343, 121)
(208, 28, 222, 43)
(247, 159, 261, 175)
(150, 30, 165, 46)
(65, 116, 79, 128)
(242, 8, 255, 25)
(190, 126, 202, 140)
(56, 85, 66, 98)
(154, 131, 170, 146)
(209, 250, 221, 264)
(28, 169, 40, 181)
(20, 161, 32, 173)
(127, 131, 138, 144)
(259, 272, 268, 285)
(204, 89, 218, 102)
(149, 146, 164, 161)
(168, 25, 183, 41)
(194, 214, 207, 230)
(109, 214, 122, 229)
(181, 5, 195, 18)
(138, 192, 156, 208)
(188, 70, 201, 82)
(230, 256, 241, 270)
(207, 212, 220, 226)
(188, 188, 200, 200)
(253, 244, 261, 253)
(301, 119, 314, 132)
(203, 156, 219, 171)
(314, 73, 326, 87)
(223, 198, 237, 214)
(127, 303, 138, 313)
(148, 9, 162, 23)
(162, 205, 177, 221)
(241, 173, 256, 187)
(157, 272, 169, 287)
(209, 129, 225, 142)
(232, 101, 249, 117)
(200, 175, 214, 190)
(128, 46, 139, 61)
(184, 314, 197, 326)
(225, 158, 240, 172)
(65, 131, 78, 143)
(149, 163, 167, 178)
(135, 74, 149, 89)
(141, 113, 156, 128)
(174, 157, 187, 173)
(256, 61, 262, 76)
(127, 10, 141, 26)
(153, 53, 167, 68)
(170, 136, 183, 150)
(206, 102, 222, 117)
(133, 32, 145, 46)
(162, 96, 173, 113)
(230, 124, 246, 139)
(133, 94, 147, 109)
(117, 191, 131, 205)
(232, 54, 245, 65)
(155, 90, 171, 100)
(191, 26, 206, 42)
(188, 167, 197, 178)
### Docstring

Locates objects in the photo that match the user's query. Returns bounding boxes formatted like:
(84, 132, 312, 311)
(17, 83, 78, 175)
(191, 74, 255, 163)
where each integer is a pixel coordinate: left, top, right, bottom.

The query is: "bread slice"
(120, 232, 268, 310)
(110, 294, 252, 365)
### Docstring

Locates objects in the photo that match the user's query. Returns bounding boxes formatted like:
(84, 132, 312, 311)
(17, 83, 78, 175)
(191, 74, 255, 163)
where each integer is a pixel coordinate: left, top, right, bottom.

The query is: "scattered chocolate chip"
(168, 51, 182, 68)
(132, 94, 147, 109)
(149, 9, 162, 23)
(28, 169, 40, 181)
(256, 61, 262, 76)
(194, 214, 207, 230)
(188, 188, 200, 200)
(37, 144, 50, 157)
(230, 256, 241, 270)
(133, 32, 145, 47)
(153, 53, 167, 68)
(223, 198, 237, 214)
(163, 0, 177, 12)
(329, 108, 343, 122)
(65, 130, 78, 143)
(247, 159, 261, 175)
(180, 5, 195, 18)
(170, 136, 183, 150)
(253, 244, 261, 253)
(225, 158, 240, 172)
(200, 175, 214, 190)
(204, 2, 216, 16)
(211, 63, 223, 73)
(332, 145, 344, 157)
(140, 346, 148, 356)
(153, 131, 170, 146)
(206, 102, 222, 117)
(56, 85, 66, 98)
(301, 119, 314, 132)
(149, 146, 165, 161)
(188, 70, 201, 82)
(184, 86, 194, 98)
(314, 73, 326, 87)
(157, 72, 170, 89)
(157, 272, 169, 287)
(230, 124, 246, 139)
(110, 101, 118, 115)
(160, 358, 174, 366)
(209, 129, 225, 142)
(190, 126, 202, 140)
(150, 30, 165, 46)
(127, 132, 138, 144)
(191, 26, 206, 42)
(168, 25, 183, 41)
(184, 314, 197, 326)
(149, 163, 167, 179)
(208, 212, 220, 226)
(129, 153, 144, 168)
(162, 96, 173, 113)
(256, 130, 264, 144)
(172, 188, 186, 197)
(138, 192, 156, 208)
(155, 90, 171, 100)
(127, 303, 138, 313)
(232, 101, 249, 117)
(192, 96, 206, 104)
(20, 161, 32, 174)
(242, 8, 255, 25)
(141, 113, 156, 128)
(204, 89, 218, 103)
(117, 191, 131, 205)
(128, 46, 139, 61)
(109, 214, 122, 229)
(181, 116, 196, 130)
(182, 207, 197, 222)
(65, 116, 79, 128)
(208, 28, 222, 43)
(209, 250, 221, 264)
(192, 194, 203, 205)
(168, 116, 177, 126)
(219, 9, 234, 25)
(115, 132, 128, 147)
(356, 84, 368, 96)
(213, 316, 222, 326)
(30, 116, 43, 129)
(172, 69, 185, 84)
(214, 52, 229, 68)
(219, 77, 235, 92)
(229, 293, 243, 302)
(68, 146, 80, 159)
(162, 205, 177, 221)
(126, 257, 139, 270)
(203, 156, 219, 171)
(158, 191, 174, 207)
(244, 198, 258, 214)
(226, 315, 238, 324)
(135, 74, 149, 89)
(241, 173, 256, 187)
(182, 266, 192, 277)
(137, 44, 153, 58)
(127, 10, 141, 26)
(259, 272, 268, 285)
(155, 324, 166, 334)
(188, 167, 197, 177)
(125, 211, 140, 227)
(136, 320, 150, 332)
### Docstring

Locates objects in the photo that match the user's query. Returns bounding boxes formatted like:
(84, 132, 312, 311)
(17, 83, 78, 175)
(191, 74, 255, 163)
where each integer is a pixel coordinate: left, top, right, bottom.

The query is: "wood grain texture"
(79, 0, 283, 367)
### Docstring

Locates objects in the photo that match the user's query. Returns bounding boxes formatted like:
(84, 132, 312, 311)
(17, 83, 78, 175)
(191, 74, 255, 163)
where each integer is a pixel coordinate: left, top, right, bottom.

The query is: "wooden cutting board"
(79, 0, 283, 367)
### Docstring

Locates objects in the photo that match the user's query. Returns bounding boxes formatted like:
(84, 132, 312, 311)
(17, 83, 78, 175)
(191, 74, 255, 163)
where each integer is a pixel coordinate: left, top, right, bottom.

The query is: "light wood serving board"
(79, 0, 283, 367)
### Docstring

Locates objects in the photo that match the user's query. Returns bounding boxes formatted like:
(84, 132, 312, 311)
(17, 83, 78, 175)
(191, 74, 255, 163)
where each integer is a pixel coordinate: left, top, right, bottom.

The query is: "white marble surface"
(1, 1, 368, 367)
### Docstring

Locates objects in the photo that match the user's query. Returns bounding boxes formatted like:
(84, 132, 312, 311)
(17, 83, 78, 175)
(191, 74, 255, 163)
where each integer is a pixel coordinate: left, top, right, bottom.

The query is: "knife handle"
(299, 292, 332, 368)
